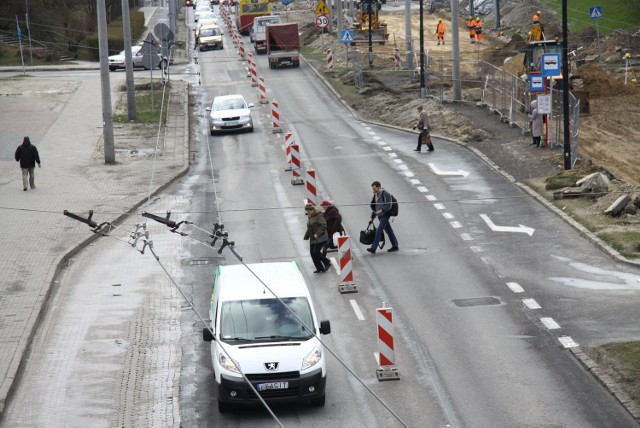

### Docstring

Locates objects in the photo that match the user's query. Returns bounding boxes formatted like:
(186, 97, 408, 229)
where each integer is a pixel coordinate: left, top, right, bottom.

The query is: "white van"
(250, 14, 282, 54)
(203, 261, 331, 413)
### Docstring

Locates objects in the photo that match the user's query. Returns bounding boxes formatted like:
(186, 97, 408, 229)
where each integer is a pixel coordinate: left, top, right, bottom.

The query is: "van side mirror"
(203, 327, 216, 342)
(319, 320, 331, 335)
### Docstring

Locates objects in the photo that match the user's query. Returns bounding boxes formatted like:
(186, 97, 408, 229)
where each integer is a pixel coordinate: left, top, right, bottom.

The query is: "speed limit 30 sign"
(315, 14, 329, 29)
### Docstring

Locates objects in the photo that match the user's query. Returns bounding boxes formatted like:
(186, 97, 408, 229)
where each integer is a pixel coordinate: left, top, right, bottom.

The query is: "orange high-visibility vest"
(467, 19, 476, 37)
(436, 22, 445, 36)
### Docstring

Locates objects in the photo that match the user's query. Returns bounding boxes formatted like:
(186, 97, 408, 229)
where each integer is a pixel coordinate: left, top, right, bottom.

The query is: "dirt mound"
(577, 62, 640, 98)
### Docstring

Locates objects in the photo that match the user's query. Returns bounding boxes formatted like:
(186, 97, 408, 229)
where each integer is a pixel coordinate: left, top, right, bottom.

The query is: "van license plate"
(257, 382, 288, 391)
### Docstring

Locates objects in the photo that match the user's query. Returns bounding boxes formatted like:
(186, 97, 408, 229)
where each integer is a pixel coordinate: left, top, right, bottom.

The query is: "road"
(2, 5, 640, 428)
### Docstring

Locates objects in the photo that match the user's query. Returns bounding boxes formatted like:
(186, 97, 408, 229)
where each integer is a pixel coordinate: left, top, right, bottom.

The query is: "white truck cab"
(250, 14, 282, 54)
(203, 261, 331, 413)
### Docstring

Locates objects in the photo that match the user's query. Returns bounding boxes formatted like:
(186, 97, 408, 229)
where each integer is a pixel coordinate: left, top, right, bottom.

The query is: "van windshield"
(220, 297, 315, 342)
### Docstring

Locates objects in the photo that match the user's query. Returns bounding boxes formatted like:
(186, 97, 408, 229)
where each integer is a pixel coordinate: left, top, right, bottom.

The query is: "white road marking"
(540, 317, 561, 330)
(383, 146, 392, 151)
(350, 299, 366, 321)
(470, 246, 483, 252)
(506, 282, 525, 293)
(428, 163, 470, 178)
(426, 195, 437, 201)
(389, 152, 398, 158)
(442, 212, 454, 219)
(450, 221, 462, 229)
(410, 179, 421, 185)
(434, 203, 445, 210)
(523, 298, 541, 309)
(479, 214, 535, 236)
(460, 233, 473, 241)
(558, 336, 579, 348)
(394, 159, 403, 164)
(417, 186, 428, 192)
(403, 171, 414, 177)
(398, 165, 409, 171)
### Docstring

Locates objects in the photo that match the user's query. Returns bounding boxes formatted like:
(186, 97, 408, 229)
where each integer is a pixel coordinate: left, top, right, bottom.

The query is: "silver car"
(108, 45, 167, 71)
(206, 95, 254, 135)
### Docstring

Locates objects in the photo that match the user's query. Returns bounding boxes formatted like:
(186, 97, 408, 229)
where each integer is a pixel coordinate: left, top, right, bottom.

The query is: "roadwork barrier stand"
(376, 304, 400, 381)
(393, 48, 401, 70)
(284, 132, 294, 171)
(305, 168, 318, 206)
(337, 235, 357, 293)
(271, 99, 282, 133)
(259, 76, 268, 104)
(326, 49, 334, 71)
(289, 144, 304, 185)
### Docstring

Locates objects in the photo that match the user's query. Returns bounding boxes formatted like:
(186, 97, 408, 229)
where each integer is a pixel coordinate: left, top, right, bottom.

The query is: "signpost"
(340, 29, 354, 68)
(589, 6, 603, 60)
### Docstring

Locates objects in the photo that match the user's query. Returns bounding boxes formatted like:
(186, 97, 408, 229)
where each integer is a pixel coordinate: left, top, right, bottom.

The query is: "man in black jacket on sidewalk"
(15, 136, 41, 191)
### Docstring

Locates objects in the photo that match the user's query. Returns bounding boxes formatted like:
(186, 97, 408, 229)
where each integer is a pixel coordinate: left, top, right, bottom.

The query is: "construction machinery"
(350, 0, 389, 45)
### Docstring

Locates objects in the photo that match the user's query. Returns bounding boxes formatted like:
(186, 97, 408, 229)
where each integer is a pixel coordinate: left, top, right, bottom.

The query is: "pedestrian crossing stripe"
(589, 6, 602, 19)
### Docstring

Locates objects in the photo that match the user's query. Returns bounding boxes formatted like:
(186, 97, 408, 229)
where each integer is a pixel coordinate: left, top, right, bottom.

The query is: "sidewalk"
(0, 11, 191, 416)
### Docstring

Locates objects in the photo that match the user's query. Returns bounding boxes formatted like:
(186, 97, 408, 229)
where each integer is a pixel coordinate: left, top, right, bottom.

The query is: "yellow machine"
(351, 0, 388, 45)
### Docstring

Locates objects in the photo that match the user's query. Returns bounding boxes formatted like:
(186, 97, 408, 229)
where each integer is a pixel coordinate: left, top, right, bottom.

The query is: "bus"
(234, 0, 272, 35)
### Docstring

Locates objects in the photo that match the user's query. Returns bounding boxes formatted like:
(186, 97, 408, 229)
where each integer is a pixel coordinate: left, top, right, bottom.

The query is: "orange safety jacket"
(436, 22, 445, 36)
(474, 20, 483, 34)
(467, 19, 476, 36)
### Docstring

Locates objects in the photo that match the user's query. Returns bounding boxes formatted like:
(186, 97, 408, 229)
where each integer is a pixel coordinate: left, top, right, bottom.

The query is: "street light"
(419, 0, 424, 97)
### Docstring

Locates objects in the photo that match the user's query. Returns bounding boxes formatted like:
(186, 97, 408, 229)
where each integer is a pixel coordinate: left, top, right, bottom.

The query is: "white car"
(206, 94, 254, 135)
(108, 45, 166, 71)
(194, 2, 213, 21)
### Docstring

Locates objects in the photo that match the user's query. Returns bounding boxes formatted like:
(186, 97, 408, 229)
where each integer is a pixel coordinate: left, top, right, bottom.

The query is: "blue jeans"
(369, 214, 398, 253)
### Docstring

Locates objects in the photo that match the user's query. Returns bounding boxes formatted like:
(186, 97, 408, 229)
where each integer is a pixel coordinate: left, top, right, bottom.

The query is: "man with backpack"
(367, 181, 399, 254)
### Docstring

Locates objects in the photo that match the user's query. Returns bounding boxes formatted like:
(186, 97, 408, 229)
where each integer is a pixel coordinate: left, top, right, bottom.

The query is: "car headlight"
(218, 352, 240, 373)
(302, 346, 322, 370)
(240, 114, 251, 121)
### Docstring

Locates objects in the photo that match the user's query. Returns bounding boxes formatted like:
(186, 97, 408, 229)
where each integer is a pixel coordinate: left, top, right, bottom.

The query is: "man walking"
(15, 136, 41, 191)
(367, 181, 399, 254)
(413, 105, 434, 152)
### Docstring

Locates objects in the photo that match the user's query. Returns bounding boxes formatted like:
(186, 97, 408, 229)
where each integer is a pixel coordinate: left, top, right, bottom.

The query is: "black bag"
(360, 223, 385, 248)
(417, 122, 425, 131)
(388, 194, 399, 217)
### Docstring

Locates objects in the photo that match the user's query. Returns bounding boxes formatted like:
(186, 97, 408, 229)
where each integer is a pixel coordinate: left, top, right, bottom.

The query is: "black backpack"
(388, 194, 399, 217)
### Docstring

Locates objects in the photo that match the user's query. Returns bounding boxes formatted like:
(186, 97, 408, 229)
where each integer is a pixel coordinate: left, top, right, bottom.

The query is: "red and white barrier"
(289, 144, 304, 185)
(259, 76, 268, 104)
(326, 49, 334, 70)
(393, 48, 401, 70)
(338, 236, 357, 293)
(305, 168, 317, 205)
(248, 56, 258, 86)
(376, 305, 400, 381)
(246, 53, 254, 77)
(238, 39, 246, 61)
(271, 99, 282, 133)
(284, 132, 294, 170)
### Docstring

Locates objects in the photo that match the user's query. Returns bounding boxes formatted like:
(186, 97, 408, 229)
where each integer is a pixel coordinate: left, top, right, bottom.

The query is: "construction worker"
(435, 19, 445, 45)
(532, 10, 541, 26)
(467, 16, 476, 44)
(475, 17, 484, 43)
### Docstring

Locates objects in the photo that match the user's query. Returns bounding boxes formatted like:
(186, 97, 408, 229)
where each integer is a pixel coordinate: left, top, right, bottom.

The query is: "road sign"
(529, 72, 544, 92)
(589, 5, 602, 19)
(541, 53, 561, 77)
(154, 23, 174, 42)
(315, 14, 329, 29)
(314, 0, 329, 14)
(340, 29, 354, 43)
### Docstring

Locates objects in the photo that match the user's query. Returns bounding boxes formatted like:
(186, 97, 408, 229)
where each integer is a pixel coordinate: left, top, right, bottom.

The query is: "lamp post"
(419, 0, 424, 97)
(562, 0, 571, 170)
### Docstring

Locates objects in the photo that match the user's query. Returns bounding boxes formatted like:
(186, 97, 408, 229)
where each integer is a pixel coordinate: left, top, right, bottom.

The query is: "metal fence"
(347, 48, 580, 167)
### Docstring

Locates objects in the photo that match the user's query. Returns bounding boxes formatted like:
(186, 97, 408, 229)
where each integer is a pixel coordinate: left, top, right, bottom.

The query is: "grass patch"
(543, 0, 640, 35)
(598, 231, 640, 258)
(585, 342, 640, 406)
(113, 83, 171, 124)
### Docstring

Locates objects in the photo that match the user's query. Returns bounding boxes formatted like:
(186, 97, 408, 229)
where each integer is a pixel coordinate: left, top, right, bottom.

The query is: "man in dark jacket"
(367, 181, 399, 254)
(15, 136, 41, 191)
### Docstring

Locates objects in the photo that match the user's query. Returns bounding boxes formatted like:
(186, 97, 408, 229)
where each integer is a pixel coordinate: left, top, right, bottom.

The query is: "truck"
(251, 14, 282, 54)
(202, 262, 331, 412)
(350, 0, 388, 45)
(266, 23, 300, 69)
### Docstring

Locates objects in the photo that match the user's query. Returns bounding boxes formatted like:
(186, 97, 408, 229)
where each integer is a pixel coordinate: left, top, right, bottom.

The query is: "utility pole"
(97, 0, 116, 164)
(561, 0, 571, 170)
(121, 0, 136, 121)
(451, 0, 461, 100)
(25, 0, 33, 66)
(367, 0, 373, 67)
(494, 0, 500, 29)
(404, 0, 412, 70)
(419, 0, 424, 97)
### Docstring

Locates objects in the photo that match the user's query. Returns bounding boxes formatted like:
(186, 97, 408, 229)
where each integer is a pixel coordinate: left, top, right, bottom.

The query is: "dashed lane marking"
(558, 336, 579, 348)
(506, 282, 525, 293)
(450, 221, 462, 229)
(523, 298, 541, 309)
(417, 186, 428, 192)
(350, 299, 366, 321)
(434, 203, 445, 210)
(540, 317, 561, 330)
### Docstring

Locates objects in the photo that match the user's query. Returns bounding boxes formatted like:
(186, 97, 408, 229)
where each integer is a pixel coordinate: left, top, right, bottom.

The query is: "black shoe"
(387, 246, 399, 252)
(366, 248, 375, 254)
(322, 265, 331, 272)
(413, 149, 421, 152)
(313, 269, 322, 273)
(427, 148, 434, 152)
(23, 188, 27, 191)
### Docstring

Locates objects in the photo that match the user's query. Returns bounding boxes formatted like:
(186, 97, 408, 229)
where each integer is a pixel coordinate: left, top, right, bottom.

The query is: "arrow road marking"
(480, 214, 535, 236)
(428, 163, 469, 178)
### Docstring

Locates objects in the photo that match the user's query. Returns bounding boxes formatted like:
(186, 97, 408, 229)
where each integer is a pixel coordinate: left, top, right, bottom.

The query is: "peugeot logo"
(264, 362, 279, 371)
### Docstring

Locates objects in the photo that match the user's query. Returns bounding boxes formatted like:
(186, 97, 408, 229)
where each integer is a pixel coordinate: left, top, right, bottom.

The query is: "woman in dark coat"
(303, 204, 332, 273)
(320, 199, 344, 252)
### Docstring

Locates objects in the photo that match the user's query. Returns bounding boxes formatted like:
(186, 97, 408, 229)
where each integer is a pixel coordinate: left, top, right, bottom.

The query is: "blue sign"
(541, 53, 561, 77)
(529, 73, 544, 92)
(340, 30, 354, 44)
(589, 6, 602, 19)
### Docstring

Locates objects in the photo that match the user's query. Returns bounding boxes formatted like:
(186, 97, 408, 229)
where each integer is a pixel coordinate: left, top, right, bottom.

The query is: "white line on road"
(523, 298, 541, 309)
(434, 203, 445, 210)
(417, 186, 428, 192)
(460, 233, 473, 241)
(426, 195, 437, 201)
(479, 213, 535, 236)
(428, 163, 470, 178)
(350, 299, 366, 320)
(442, 212, 454, 219)
(558, 336, 579, 348)
(450, 221, 462, 228)
(506, 282, 525, 293)
(540, 317, 561, 330)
